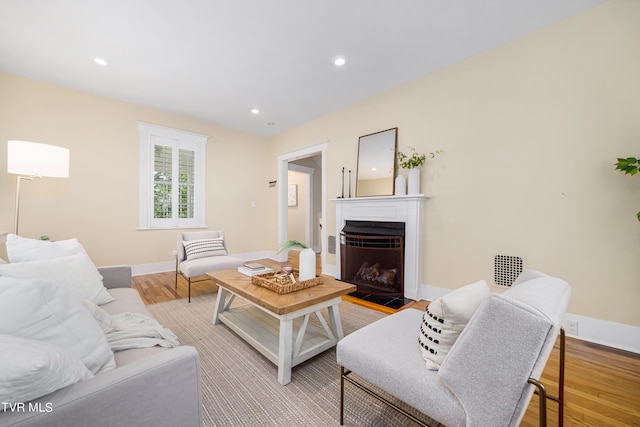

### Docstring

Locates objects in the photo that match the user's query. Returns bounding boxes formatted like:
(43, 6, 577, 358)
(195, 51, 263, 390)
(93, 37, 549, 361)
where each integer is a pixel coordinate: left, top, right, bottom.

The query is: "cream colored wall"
(287, 171, 307, 243)
(268, 0, 640, 327)
(290, 156, 322, 249)
(0, 73, 275, 266)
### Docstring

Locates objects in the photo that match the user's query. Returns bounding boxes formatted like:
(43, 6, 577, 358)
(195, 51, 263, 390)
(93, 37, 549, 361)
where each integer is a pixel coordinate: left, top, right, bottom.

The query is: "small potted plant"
(396, 148, 441, 195)
(614, 156, 640, 222)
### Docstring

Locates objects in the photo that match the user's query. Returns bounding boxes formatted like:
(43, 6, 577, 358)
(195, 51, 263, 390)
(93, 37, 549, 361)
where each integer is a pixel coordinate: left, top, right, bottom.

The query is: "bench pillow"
(183, 238, 227, 260)
(419, 279, 491, 370)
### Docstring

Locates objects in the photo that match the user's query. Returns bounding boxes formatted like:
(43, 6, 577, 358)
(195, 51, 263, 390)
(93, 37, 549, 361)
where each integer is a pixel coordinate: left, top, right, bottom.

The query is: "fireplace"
(340, 221, 405, 296)
(332, 194, 426, 301)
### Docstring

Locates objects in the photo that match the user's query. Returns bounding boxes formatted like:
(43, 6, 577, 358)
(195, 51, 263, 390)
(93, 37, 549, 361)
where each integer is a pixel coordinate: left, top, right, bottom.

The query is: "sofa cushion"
(5, 233, 86, 262)
(183, 238, 227, 260)
(0, 252, 114, 305)
(0, 334, 93, 404)
(0, 277, 116, 375)
(101, 288, 153, 317)
(418, 279, 491, 370)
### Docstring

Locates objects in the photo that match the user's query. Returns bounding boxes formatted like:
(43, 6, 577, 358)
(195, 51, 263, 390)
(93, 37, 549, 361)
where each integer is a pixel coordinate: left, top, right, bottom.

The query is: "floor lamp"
(7, 140, 70, 236)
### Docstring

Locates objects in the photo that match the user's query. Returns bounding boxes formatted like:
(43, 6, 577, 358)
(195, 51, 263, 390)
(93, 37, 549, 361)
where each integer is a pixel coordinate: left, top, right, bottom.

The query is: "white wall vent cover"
(494, 255, 525, 287)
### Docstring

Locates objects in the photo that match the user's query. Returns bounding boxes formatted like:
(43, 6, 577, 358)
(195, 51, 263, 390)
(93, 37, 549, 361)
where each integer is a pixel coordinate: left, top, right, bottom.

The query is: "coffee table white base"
(212, 287, 345, 385)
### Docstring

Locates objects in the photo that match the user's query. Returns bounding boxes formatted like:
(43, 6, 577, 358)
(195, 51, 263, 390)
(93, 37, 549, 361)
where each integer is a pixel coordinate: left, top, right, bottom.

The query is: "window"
(138, 122, 207, 229)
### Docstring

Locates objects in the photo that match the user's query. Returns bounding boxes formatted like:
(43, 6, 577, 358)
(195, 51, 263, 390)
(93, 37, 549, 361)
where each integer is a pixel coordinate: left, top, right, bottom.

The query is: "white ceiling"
(0, 0, 605, 137)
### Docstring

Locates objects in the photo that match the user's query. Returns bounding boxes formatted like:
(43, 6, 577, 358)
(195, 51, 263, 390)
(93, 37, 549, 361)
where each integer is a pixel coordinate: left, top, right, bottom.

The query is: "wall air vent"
(328, 235, 336, 254)
(494, 255, 525, 287)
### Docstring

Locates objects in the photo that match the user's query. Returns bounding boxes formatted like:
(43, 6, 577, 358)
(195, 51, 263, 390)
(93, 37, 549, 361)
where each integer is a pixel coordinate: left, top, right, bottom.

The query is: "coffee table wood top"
(207, 269, 356, 315)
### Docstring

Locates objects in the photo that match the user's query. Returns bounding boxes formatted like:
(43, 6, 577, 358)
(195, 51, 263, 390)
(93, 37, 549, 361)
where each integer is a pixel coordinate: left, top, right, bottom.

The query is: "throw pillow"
(0, 277, 116, 374)
(0, 334, 93, 404)
(0, 252, 114, 305)
(5, 234, 87, 263)
(419, 279, 491, 370)
(183, 238, 227, 260)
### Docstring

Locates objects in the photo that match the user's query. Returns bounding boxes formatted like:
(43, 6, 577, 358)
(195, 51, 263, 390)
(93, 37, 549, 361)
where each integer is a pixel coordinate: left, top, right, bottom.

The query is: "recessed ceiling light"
(267, 122, 276, 126)
(93, 57, 109, 66)
(333, 56, 346, 67)
(251, 108, 261, 115)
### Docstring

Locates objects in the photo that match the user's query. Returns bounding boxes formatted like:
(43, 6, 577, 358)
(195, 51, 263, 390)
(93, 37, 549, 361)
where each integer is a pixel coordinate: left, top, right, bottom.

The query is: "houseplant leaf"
(276, 240, 309, 254)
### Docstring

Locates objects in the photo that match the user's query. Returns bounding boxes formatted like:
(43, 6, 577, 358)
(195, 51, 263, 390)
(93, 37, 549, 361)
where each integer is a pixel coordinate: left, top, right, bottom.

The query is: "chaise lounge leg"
(340, 367, 431, 427)
(558, 328, 566, 427)
(528, 378, 548, 427)
(188, 277, 191, 303)
(528, 327, 566, 427)
(340, 367, 345, 425)
(175, 256, 179, 290)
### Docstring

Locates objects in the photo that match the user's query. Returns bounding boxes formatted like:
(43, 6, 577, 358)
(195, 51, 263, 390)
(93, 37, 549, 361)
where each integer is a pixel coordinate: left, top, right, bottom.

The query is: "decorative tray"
(251, 271, 323, 294)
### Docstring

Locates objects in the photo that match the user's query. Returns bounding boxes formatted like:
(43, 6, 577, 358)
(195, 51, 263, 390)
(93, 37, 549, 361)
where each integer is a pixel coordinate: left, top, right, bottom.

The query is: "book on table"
(238, 266, 274, 276)
(243, 262, 266, 270)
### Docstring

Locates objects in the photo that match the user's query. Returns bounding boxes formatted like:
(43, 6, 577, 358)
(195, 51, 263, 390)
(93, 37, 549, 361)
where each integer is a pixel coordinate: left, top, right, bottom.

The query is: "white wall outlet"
(172, 250, 177, 257)
(565, 319, 579, 335)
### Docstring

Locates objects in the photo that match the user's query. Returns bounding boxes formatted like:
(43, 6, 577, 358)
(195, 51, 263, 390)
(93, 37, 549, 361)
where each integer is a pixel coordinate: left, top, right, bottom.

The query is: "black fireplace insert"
(340, 221, 405, 296)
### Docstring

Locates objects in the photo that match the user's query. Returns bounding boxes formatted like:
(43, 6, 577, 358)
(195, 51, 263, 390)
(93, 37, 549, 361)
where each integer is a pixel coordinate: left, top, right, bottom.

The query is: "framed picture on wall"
(288, 184, 297, 207)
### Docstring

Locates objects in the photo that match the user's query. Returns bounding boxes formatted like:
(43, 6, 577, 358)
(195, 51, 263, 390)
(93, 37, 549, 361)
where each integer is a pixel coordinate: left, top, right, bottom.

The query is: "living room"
(0, 0, 638, 425)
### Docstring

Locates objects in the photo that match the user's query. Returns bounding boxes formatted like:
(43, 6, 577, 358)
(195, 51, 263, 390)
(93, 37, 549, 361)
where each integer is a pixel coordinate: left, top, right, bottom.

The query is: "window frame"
(138, 122, 207, 230)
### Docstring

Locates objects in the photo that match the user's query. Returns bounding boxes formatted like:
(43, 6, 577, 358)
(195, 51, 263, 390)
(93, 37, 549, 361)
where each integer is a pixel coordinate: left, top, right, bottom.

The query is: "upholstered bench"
(176, 230, 244, 302)
(337, 270, 571, 427)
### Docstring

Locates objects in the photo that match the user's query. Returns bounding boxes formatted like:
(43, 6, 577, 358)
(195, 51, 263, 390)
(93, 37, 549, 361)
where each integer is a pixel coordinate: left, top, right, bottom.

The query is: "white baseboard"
(563, 313, 640, 354)
(420, 283, 640, 354)
(132, 261, 175, 276)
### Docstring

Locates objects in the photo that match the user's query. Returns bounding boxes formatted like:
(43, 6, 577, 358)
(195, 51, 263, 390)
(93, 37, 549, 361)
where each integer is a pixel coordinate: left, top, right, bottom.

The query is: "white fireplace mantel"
(331, 194, 427, 300)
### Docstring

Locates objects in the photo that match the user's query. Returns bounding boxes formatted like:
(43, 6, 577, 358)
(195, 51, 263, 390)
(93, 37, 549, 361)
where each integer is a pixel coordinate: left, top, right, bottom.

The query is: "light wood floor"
(132, 269, 640, 427)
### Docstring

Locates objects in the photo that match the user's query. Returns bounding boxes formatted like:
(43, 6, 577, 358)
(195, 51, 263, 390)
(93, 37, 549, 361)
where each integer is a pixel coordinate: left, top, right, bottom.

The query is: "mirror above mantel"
(355, 127, 397, 197)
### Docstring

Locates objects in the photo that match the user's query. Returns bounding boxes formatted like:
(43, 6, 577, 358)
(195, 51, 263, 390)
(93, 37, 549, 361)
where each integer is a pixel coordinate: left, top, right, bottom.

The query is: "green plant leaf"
(276, 240, 309, 254)
(637, 211, 640, 222)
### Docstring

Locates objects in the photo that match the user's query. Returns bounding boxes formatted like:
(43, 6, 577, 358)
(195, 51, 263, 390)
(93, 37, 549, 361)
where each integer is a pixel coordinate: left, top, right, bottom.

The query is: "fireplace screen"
(340, 229, 404, 296)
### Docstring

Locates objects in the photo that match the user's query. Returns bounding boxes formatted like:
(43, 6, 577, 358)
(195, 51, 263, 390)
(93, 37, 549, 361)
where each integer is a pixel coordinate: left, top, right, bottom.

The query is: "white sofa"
(0, 266, 202, 427)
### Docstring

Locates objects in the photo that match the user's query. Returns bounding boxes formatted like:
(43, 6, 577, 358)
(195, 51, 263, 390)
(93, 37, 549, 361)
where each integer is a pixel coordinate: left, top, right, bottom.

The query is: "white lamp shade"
(7, 140, 70, 178)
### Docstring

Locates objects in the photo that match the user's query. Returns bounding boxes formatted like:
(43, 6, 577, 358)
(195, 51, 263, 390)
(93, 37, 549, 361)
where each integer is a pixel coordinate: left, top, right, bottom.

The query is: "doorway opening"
(277, 142, 327, 273)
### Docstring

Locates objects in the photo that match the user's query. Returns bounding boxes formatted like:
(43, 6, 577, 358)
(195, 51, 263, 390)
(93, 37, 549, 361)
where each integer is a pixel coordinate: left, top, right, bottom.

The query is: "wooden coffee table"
(207, 269, 356, 385)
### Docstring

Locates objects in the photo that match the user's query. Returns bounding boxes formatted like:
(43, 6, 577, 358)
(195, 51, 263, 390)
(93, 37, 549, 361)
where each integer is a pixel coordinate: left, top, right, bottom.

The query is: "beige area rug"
(147, 294, 437, 427)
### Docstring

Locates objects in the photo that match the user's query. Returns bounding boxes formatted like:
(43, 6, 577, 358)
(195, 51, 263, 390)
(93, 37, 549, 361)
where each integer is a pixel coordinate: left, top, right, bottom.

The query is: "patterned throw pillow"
(183, 238, 227, 260)
(418, 279, 491, 370)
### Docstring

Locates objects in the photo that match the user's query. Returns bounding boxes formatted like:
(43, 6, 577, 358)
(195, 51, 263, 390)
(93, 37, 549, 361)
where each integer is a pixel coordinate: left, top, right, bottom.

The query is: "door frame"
(277, 141, 328, 273)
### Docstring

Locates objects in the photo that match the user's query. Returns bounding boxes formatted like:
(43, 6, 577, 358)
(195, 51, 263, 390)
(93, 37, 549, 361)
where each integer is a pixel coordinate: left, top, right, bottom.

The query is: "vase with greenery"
(276, 240, 316, 281)
(614, 156, 640, 222)
(397, 148, 441, 194)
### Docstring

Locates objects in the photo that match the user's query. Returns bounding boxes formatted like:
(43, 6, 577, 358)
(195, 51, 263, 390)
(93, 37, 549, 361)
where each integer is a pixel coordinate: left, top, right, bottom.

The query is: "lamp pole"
(14, 175, 38, 235)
